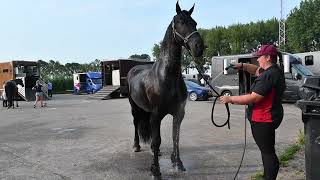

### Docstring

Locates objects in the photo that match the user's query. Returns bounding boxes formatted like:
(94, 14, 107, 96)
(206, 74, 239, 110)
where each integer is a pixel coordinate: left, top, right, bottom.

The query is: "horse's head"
(15, 79, 24, 87)
(172, 2, 204, 57)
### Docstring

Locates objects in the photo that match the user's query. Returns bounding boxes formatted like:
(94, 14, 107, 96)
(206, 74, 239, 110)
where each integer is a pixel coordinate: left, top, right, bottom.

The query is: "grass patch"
(279, 128, 304, 166)
(279, 144, 301, 167)
(298, 128, 304, 145)
(251, 171, 264, 180)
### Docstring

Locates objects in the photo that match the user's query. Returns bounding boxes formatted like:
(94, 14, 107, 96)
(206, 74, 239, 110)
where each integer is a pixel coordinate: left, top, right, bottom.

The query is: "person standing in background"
(32, 80, 44, 108)
(47, 81, 53, 98)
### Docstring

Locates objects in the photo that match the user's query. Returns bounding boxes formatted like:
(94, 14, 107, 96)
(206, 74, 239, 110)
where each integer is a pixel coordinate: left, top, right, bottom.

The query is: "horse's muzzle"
(188, 37, 204, 58)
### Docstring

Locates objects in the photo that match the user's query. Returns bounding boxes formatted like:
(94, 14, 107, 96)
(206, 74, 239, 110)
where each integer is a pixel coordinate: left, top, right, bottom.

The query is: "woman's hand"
(220, 96, 233, 104)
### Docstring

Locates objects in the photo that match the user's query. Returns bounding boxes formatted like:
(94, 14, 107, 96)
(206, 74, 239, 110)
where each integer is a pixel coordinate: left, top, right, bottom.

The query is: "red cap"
(253, 45, 278, 57)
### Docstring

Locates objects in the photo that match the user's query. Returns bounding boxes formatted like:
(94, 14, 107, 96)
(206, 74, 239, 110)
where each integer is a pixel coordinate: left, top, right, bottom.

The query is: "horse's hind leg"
(171, 103, 186, 171)
(129, 96, 149, 152)
(150, 113, 163, 177)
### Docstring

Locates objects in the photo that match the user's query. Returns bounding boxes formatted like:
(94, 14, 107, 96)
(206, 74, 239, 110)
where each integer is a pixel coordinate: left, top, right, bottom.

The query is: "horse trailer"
(294, 51, 320, 75)
(73, 72, 102, 94)
(211, 52, 315, 102)
(0, 61, 47, 101)
(91, 59, 154, 99)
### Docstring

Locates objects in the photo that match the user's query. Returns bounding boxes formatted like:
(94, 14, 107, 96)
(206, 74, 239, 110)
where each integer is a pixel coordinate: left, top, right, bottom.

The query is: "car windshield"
(292, 64, 313, 76)
(185, 80, 201, 87)
(91, 78, 102, 84)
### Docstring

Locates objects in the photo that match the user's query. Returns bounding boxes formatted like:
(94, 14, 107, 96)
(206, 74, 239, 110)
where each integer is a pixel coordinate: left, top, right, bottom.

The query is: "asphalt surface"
(0, 94, 303, 180)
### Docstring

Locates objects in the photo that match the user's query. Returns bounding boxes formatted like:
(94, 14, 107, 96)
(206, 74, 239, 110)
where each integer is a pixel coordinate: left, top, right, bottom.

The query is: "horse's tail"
(128, 94, 151, 143)
(138, 111, 151, 143)
(4, 83, 13, 101)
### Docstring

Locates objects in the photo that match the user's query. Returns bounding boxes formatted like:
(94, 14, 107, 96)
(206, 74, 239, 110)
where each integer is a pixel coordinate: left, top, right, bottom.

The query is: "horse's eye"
(177, 17, 184, 24)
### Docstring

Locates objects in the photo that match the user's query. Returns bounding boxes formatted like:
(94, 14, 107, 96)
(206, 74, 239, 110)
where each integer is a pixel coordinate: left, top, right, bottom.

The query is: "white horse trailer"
(294, 51, 320, 75)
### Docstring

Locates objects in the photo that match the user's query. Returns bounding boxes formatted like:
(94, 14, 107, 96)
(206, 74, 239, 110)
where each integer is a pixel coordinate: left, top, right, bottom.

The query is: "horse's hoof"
(133, 145, 141, 152)
(151, 174, 162, 180)
(151, 164, 161, 177)
(172, 159, 186, 171)
(176, 164, 186, 171)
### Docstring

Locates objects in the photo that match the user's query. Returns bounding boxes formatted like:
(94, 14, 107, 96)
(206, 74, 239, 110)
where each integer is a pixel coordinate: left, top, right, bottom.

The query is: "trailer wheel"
(189, 92, 198, 101)
(221, 90, 232, 96)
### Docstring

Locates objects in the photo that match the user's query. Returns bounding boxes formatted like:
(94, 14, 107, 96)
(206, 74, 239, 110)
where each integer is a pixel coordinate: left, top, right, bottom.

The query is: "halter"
(171, 19, 199, 46)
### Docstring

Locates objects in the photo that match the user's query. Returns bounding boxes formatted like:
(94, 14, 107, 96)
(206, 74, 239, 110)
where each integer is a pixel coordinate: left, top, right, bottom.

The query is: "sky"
(0, 0, 302, 64)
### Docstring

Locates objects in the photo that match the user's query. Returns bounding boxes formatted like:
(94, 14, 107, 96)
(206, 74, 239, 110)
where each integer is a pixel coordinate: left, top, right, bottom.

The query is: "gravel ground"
(0, 95, 306, 180)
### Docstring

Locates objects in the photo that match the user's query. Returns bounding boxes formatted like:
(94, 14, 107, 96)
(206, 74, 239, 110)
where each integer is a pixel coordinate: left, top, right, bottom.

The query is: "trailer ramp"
(89, 86, 120, 100)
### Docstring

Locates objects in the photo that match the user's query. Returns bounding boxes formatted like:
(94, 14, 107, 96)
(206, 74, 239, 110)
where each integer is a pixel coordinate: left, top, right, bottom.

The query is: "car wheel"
(221, 90, 232, 96)
(189, 92, 198, 101)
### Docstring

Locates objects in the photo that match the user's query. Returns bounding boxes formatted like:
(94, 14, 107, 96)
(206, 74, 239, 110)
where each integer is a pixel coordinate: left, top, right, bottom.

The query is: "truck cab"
(73, 72, 102, 94)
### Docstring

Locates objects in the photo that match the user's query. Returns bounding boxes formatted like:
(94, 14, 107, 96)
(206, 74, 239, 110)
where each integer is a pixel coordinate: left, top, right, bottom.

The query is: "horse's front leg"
(150, 114, 162, 177)
(171, 104, 186, 171)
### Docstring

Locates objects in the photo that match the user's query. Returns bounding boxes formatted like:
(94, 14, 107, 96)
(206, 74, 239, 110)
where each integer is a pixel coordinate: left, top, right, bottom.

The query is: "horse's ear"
(188, 4, 195, 15)
(176, 1, 182, 14)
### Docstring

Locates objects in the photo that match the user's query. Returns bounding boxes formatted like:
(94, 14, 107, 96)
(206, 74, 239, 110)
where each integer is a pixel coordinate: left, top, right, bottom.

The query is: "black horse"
(4, 79, 24, 109)
(127, 2, 204, 177)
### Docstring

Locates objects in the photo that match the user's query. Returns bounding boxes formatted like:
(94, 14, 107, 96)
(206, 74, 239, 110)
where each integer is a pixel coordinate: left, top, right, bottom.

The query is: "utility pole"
(279, 0, 286, 51)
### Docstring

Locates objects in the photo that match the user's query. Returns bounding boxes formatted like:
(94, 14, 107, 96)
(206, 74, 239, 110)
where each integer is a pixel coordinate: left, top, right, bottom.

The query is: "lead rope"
(185, 50, 230, 129)
(187, 51, 248, 180)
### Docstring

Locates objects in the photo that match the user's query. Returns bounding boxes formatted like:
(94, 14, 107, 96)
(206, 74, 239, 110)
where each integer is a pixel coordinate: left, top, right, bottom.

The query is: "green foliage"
(39, 59, 101, 80)
(129, 54, 151, 61)
(251, 171, 264, 180)
(279, 144, 301, 167)
(298, 128, 304, 145)
(202, 19, 278, 57)
(152, 43, 161, 60)
(286, 0, 320, 52)
(50, 78, 73, 93)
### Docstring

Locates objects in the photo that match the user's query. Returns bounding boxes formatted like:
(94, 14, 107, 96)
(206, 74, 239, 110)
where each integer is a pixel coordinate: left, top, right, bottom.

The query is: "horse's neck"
(156, 25, 182, 78)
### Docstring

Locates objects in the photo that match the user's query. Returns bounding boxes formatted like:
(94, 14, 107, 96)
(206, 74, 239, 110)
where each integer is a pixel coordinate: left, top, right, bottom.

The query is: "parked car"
(184, 80, 212, 101)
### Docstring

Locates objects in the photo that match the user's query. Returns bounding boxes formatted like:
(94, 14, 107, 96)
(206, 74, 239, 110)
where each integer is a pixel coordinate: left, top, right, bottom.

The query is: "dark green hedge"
(47, 78, 73, 93)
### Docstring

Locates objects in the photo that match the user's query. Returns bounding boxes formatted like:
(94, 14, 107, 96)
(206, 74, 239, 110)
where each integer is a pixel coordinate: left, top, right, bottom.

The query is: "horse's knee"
(151, 137, 161, 150)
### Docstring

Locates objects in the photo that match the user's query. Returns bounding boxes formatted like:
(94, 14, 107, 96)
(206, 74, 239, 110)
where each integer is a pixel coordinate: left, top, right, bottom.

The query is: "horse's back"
(128, 64, 153, 80)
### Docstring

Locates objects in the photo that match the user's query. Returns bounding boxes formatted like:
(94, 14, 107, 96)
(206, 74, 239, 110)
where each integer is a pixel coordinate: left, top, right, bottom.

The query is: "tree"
(152, 42, 162, 60)
(129, 54, 151, 61)
(286, 0, 320, 52)
(65, 62, 82, 76)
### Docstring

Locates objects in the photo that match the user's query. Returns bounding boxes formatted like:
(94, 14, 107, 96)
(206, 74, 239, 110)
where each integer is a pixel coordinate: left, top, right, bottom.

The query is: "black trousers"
(48, 90, 52, 97)
(251, 122, 279, 180)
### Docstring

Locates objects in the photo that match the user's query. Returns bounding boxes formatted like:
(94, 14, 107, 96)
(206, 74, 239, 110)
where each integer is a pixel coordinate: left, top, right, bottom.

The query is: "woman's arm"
(220, 92, 264, 105)
(242, 63, 259, 75)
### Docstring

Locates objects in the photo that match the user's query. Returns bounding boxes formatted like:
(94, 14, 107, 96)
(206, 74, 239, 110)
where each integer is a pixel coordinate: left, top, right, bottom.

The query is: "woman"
(32, 80, 44, 108)
(2, 83, 7, 107)
(220, 45, 286, 180)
